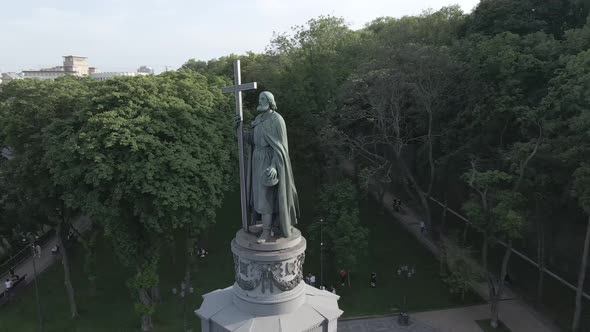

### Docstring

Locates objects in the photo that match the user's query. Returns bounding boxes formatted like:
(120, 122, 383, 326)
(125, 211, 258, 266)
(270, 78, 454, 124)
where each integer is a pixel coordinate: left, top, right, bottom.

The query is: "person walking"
(339, 270, 347, 286)
(330, 285, 336, 294)
(34, 244, 42, 258)
(419, 221, 426, 235)
(370, 272, 377, 288)
(4, 278, 13, 301)
(309, 274, 316, 288)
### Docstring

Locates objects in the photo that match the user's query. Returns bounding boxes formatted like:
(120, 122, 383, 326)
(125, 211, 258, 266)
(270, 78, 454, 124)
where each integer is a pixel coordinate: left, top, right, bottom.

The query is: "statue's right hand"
(235, 114, 242, 130)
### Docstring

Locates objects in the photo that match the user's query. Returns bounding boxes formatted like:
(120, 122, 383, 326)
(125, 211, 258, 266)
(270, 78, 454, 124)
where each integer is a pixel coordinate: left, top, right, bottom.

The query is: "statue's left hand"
(266, 167, 277, 180)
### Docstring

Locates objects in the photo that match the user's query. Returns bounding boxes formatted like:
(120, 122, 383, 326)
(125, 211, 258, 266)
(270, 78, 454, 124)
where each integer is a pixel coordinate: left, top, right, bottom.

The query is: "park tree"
(0, 77, 90, 318)
(539, 48, 590, 331)
(309, 180, 368, 274)
(465, 0, 584, 37)
(572, 165, 590, 331)
(44, 71, 234, 331)
(462, 166, 525, 328)
(442, 238, 483, 302)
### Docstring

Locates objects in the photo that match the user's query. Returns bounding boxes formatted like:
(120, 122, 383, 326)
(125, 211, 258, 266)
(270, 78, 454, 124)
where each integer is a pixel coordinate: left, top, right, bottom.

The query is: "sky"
(0, 0, 480, 73)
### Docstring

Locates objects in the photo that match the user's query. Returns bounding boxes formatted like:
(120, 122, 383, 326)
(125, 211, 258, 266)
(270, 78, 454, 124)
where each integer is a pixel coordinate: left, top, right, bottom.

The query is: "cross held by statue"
(221, 60, 257, 232)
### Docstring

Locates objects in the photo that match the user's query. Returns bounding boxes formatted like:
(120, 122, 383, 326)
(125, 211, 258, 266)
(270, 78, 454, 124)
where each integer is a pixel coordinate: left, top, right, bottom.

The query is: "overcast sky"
(0, 0, 480, 73)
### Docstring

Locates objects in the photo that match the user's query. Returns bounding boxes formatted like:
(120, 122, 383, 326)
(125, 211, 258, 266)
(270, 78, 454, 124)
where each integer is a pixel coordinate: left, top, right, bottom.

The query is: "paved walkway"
(0, 216, 92, 295)
(339, 316, 440, 332)
(356, 170, 561, 332)
(413, 300, 557, 332)
(340, 299, 559, 332)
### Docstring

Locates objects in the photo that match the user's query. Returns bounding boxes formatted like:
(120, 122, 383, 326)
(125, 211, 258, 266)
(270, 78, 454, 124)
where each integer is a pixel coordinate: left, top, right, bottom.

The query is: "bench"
(0, 274, 27, 305)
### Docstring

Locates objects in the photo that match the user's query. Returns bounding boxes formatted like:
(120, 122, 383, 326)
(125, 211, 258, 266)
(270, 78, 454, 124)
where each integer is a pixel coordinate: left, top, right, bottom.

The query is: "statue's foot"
(256, 229, 271, 244)
(248, 224, 263, 234)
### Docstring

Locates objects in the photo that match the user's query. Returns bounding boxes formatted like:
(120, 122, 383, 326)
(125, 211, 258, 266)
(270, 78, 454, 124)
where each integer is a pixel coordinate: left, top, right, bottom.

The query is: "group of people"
(305, 273, 337, 294)
(196, 247, 209, 258)
(392, 198, 403, 212)
(4, 268, 21, 301)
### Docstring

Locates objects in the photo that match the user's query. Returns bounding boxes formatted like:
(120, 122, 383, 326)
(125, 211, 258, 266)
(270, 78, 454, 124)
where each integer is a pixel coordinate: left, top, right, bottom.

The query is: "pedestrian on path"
(419, 221, 426, 235)
(34, 244, 41, 258)
(340, 270, 347, 286)
(4, 278, 13, 301)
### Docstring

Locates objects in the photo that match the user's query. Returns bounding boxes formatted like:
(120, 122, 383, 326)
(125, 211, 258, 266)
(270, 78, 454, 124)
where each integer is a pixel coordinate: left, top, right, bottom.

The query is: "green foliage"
(462, 168, 525, 240)
(574, 165, 590, 211)
(310, 180, 369, 269)
(443, 239, 483, 300)
(465, 0, 585, 37)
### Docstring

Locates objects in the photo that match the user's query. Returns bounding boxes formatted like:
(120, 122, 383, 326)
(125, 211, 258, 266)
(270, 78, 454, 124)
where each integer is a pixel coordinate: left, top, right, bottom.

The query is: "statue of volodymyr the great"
(237, 91, 300, 244)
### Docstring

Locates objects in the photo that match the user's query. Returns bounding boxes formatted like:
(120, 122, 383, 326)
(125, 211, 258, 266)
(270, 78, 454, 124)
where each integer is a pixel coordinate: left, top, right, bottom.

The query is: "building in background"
(0, 72, 23, 85)
(8, 56, 154, 82)
(22, 68, 69, 80)
(62, 55, 88, 76)
(90, 71, 149, 81)
(20, 55, 90, 80)
(137, 65, 154, 75)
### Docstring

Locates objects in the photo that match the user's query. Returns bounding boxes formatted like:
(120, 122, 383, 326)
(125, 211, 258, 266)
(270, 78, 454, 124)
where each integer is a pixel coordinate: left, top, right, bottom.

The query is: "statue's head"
(257, 91, 277, 113)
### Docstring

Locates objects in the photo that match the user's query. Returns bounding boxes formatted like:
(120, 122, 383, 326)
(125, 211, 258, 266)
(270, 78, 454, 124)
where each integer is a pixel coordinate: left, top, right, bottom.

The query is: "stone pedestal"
(196, 228, 342, 332)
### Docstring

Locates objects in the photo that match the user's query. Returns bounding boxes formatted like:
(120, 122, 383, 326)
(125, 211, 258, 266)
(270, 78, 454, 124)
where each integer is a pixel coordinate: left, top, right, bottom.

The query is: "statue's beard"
(257, 104, 269, 113)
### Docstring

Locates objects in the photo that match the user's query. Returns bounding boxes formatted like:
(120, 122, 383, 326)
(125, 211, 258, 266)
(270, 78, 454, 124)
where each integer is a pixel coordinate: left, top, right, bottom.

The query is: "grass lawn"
(476, 319, 512, 332)
(303, 195, 481, 317)
(0, 182, 481, 331)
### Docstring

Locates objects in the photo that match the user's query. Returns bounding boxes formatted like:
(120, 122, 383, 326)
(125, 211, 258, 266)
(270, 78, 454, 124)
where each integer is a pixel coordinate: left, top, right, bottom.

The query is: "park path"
(413, 300, 556, 332)
(362, 178, 561, 332)
(0, 216, 92, 295)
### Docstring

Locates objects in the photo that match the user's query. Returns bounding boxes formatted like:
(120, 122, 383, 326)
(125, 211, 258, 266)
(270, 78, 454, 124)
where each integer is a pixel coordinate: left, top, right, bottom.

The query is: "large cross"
(222, 60, 257, 232)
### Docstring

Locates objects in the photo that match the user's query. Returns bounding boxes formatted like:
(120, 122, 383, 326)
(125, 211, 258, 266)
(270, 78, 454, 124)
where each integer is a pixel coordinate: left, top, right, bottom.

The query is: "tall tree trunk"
(536, 217, 545, 303)
(138, 288, 154, 332)
(439, 200, 448, 276)
(427, 110, 435, 196)
(378, 186, 386, 215)
(462, 223, 469, 245)
(56, 222, 78, 318)
(481, 233, 489, 271)
(491, 241, 512, 328)
(572, 215, 590, 331)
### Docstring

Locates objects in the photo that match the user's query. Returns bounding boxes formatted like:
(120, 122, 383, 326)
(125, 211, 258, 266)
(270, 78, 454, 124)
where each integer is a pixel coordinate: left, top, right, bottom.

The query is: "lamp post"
(396, 264, 415, 326)
(320, 218, 324, 289)
(172, 280, 194, 332)
(22, 234, 43, 332)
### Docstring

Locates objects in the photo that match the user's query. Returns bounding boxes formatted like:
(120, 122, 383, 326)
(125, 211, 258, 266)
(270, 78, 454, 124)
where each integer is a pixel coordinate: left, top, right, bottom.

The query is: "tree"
(44, 72, 234, 331)
(0, 77, 89, 318)
(465, 0, 583, 37)
(572, 165, 590, 331)
(309, 180, 368, 271)
(540, 48, 590, 331)
(442, 238, 483, 301)
(462, 165, 525, 328)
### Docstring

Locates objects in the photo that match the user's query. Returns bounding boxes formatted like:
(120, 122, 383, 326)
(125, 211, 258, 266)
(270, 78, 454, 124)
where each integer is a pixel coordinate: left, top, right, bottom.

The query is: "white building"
(0, 72, 23, 85)
(137, 65, 154, 75)
(90, 72, 149, 81)
(22, 69, 68, 80)
(21, 55, 90, 80)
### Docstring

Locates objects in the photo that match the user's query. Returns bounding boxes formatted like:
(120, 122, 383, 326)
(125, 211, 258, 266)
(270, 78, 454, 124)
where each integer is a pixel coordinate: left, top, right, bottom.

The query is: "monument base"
(196, 284, 341, 332)
(196, 229, 342, 331)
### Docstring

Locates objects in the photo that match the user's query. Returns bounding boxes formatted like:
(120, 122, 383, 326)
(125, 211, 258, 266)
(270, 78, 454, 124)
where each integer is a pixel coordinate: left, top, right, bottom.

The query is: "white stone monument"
(196, 60, 342, 331)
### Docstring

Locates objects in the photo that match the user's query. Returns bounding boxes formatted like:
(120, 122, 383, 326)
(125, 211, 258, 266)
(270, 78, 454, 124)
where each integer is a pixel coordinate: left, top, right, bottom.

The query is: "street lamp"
(172, 280, 194, 332)
(320, 218, 324, 289)
(22, 233, 43, 332)
(396, 264, 415, 326)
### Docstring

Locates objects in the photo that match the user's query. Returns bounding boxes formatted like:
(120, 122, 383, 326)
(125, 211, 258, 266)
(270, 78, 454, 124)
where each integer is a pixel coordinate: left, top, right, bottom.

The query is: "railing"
(0, 229, 55, 280)
(427, 194, 590, 301)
